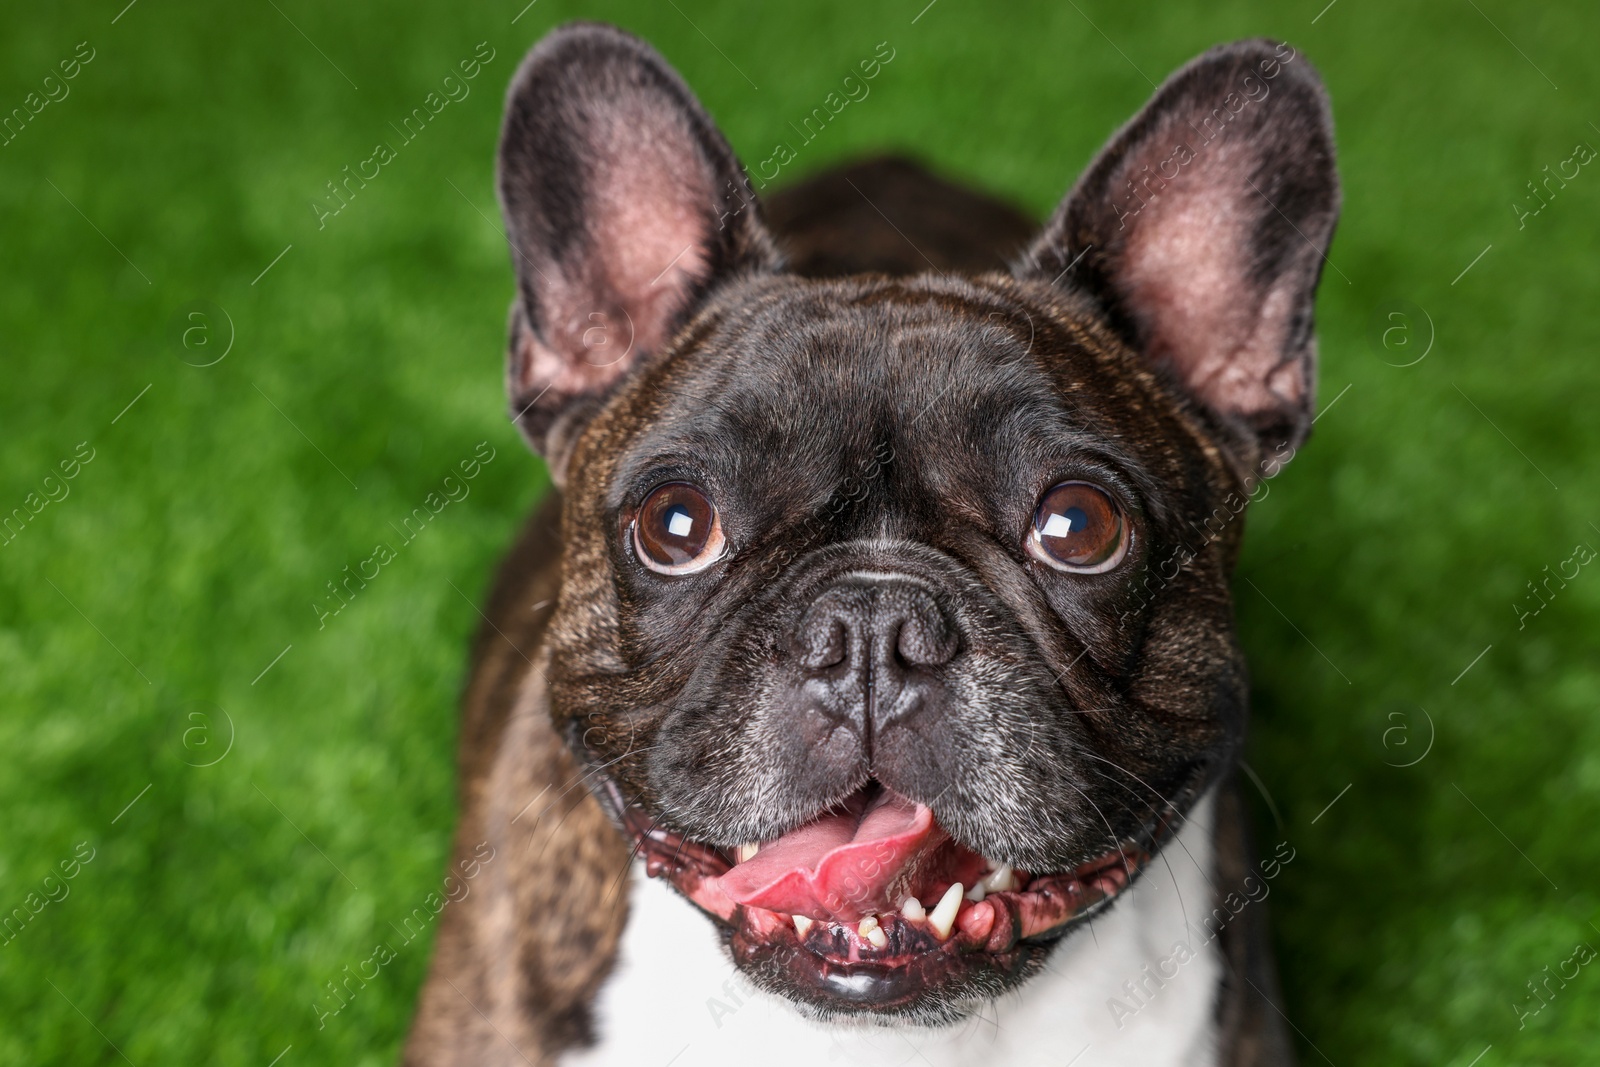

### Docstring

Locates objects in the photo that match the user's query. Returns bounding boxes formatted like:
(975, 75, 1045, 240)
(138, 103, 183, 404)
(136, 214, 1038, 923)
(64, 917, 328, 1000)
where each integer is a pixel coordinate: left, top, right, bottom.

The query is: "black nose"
(792, 574, 958, 735)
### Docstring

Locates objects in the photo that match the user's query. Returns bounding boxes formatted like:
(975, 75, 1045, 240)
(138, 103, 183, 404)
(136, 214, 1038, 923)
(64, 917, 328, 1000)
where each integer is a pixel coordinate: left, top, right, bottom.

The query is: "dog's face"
(495, 25, 1336, 1022)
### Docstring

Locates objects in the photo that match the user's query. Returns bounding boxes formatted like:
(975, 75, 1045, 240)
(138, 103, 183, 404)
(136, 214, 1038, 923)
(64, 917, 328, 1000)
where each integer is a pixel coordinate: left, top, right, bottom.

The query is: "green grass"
(2, 0, 1597, 1062)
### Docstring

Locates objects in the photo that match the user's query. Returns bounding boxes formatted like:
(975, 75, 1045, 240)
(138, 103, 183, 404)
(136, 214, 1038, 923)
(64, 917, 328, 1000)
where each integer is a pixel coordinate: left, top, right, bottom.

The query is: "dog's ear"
(1019, 39, 1339, 472)
(497, 22, 778, 478)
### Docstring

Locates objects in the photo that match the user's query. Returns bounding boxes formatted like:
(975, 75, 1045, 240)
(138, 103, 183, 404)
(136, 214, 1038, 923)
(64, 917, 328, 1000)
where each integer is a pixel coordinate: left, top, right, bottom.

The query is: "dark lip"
(594, 776, 1183, 1015)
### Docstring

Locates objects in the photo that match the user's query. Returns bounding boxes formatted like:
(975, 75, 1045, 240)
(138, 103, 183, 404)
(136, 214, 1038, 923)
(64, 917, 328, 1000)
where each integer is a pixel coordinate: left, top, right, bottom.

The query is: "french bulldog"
(405, 21, 1337, 1067)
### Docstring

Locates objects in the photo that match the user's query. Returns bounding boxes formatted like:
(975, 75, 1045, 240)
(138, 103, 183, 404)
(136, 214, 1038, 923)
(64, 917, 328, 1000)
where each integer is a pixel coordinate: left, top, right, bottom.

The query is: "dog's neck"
(564, 790, 1222, 1067)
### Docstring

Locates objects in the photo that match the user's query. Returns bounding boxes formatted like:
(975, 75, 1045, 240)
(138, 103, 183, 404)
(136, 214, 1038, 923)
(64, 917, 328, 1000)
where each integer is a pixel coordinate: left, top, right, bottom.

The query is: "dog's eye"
(1027, 482, 1128, 573)
(632, 482, 727, 575)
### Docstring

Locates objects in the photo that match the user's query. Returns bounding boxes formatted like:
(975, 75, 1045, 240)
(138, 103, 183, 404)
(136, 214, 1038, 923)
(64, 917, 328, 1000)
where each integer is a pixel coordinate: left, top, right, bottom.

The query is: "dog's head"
(495, 23, 1336, 1022)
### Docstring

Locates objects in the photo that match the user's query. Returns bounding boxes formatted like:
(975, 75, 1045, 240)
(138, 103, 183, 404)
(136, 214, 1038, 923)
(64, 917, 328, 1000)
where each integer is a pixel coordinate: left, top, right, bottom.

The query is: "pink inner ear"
(591, 101, 714, 352)
(1118, 152, 1305, 426)
(518, 101, 715, 403)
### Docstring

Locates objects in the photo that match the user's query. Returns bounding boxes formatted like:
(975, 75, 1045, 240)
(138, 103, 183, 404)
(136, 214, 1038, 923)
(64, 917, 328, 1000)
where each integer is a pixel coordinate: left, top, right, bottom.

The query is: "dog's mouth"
(604, 779, 1164, 1017)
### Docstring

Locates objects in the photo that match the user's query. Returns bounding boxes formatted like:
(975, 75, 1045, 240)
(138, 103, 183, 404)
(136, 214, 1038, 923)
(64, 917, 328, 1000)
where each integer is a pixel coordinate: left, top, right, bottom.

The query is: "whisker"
(529, 741, 666, 862)
(1063, 779, 1135, 885)
(1074, 758, 1195, 939)
(1076, 751, 1225, 898)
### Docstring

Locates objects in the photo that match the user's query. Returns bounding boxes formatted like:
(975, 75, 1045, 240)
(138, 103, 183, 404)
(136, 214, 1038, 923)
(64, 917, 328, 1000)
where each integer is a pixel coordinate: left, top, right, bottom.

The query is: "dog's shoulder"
(406, 492, 634, 1067)
(457, 491, 563, 790)
(1211, 780, 1298, 1066)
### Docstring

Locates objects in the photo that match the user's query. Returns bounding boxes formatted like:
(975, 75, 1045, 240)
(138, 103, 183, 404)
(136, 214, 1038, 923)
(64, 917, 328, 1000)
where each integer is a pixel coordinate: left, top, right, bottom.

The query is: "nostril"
(797, 612, 850, 672)
(892, 610, 957, 668)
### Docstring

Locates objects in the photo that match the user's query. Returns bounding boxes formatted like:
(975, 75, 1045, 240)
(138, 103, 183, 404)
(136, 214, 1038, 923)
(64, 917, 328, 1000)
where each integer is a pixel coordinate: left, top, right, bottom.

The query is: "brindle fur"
(407, 24, 1331, 1064)
(406, 157, 1298, 1066)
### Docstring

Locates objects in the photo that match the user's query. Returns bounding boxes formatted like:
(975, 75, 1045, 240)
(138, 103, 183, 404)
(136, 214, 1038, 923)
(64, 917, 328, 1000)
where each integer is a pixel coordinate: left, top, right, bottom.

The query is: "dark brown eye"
(632, 482, 726, 575)
(1027, 481, 1128, 572)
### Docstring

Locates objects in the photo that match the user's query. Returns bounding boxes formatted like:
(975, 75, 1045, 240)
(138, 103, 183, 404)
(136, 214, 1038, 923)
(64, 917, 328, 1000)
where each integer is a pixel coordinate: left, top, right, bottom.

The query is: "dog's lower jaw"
(562, 789, 1223, 1067)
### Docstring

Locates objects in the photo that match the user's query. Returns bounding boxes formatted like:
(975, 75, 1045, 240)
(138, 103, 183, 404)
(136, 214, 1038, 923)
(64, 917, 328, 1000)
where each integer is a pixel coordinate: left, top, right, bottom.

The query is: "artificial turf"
(2, 0, 1597, 1063)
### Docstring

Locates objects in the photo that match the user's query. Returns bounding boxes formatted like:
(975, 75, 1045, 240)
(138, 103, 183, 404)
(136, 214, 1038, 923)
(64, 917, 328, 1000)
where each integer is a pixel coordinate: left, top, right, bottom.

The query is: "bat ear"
(1018, 39, 1340, 474)
(497, 22, 778, 480)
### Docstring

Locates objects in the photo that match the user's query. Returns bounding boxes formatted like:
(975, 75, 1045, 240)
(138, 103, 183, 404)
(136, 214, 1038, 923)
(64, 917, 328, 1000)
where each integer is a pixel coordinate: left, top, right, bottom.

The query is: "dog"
(405, 22, 1337, 1067)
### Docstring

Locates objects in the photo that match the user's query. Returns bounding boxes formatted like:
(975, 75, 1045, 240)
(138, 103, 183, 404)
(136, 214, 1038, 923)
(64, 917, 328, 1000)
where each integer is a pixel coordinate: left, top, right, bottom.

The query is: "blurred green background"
(2, 0, 1597, 1063)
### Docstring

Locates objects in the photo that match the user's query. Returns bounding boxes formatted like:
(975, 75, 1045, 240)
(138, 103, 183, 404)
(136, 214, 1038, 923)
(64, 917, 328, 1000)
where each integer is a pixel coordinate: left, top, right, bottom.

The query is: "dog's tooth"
(900, 895, 925, 921)
(982, 863, 1016, 893)
(793, 915, 812, 937)
(930, 883, 964, 940)
(866, 926, 888, 949)
(965, 882, 987, 902)
(736, 843, 759, 863)
(857, 916, 880, 936)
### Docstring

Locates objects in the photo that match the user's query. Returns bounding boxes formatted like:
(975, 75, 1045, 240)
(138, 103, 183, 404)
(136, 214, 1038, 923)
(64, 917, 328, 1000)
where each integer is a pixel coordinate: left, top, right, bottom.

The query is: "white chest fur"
(564, 792, 1221, 1067)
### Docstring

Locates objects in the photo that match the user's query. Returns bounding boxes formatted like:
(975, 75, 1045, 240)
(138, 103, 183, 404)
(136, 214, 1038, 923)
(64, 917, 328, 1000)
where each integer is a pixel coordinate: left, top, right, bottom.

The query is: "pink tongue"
(715, 792, 943, 921)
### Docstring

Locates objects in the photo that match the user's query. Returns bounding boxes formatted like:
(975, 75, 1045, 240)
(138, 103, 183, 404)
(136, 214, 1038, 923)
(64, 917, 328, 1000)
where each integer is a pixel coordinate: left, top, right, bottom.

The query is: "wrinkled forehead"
(608, 281, 1145, 496)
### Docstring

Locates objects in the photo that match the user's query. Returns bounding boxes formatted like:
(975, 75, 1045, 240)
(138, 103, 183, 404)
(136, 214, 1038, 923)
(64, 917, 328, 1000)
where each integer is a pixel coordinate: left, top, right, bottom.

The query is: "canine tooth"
(900, 896, 925, 921)
(857, 916, 880, 936)
(982, 863, 1016, 893)
(866, 926, 889, 949)
(930, 883, 964, 940)
(965, 882, 987, 902)
(793, 915, 813, 937)
(736, 843, 759, 863)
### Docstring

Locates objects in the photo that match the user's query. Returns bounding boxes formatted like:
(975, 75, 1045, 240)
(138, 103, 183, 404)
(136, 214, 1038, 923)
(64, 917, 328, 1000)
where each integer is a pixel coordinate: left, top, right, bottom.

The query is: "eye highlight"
(632, 482, 727, 575)
(1026, 481, 1128, 573)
